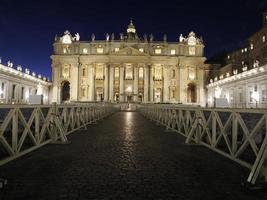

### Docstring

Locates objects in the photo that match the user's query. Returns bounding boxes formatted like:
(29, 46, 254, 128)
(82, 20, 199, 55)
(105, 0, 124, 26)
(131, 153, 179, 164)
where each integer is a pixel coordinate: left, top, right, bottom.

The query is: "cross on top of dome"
(127, 19, 136, 34)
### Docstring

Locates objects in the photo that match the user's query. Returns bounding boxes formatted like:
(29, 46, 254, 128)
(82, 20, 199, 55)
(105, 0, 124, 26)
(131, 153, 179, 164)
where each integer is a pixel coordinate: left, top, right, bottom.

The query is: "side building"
(207, 11, 267, 108)
(51, 20, 207, 105)
(0, 60, 51, 104)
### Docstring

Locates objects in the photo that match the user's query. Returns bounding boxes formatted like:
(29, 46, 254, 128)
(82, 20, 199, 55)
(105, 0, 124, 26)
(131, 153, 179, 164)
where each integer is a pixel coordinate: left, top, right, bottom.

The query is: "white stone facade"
(51, 22, 207, 105)
(207, 64, 267, 108)
(0, 62, 51, 104)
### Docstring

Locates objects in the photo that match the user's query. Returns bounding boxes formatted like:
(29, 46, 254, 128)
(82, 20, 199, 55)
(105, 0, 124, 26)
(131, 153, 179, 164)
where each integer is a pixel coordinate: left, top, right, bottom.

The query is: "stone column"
(88, 64, 94, 101)
(163, 65, 169, 102)
(119, 65, 124, 102)
(109, 64, 114, 102)
(134, 66, 138, 101)
(144, 66, 149, 102)
(91, 64, 95, 101)
(70, 63, 79, 101)
(149, 65, 154, 102)
(104, 64, 109, 101)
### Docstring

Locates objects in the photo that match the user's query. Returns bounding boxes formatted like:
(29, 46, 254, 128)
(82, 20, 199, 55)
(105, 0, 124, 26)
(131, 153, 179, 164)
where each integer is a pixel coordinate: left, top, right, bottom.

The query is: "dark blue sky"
(0, 0, 267, 79)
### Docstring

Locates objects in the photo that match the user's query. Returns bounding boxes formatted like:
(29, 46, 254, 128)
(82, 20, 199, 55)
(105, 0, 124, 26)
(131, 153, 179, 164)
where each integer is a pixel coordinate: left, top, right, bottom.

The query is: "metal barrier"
(0, 103, 116, 166)
(138, 104, 267, 185)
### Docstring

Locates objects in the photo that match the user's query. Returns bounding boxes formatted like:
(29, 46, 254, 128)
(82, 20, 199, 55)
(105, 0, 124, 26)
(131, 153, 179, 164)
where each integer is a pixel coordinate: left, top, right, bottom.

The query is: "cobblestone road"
(0, 112, 266, 199)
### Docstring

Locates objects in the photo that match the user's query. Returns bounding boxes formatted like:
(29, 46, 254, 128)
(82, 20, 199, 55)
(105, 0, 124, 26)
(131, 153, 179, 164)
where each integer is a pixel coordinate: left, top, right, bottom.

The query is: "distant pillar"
(109, 64, 114, 101)
(144, 66, 149, 102)
(149, 65, 154, 102)
(119, 65, 124, 102)
(134, 66, 138, 101)
(104, 64, 109, 101)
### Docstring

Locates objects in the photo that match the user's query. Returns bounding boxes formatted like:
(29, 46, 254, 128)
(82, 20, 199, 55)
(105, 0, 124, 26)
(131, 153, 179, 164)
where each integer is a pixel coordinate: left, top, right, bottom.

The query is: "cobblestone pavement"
(0, 112, 266, 200)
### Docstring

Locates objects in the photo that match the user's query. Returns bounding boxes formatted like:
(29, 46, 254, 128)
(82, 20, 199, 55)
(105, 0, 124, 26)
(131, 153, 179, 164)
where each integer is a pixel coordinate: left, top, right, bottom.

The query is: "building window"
(189, 47, 195, 55)
(12, 85, 16, 99)
(155, 48, 162, 54)
(139, 68, 144, 79)
(172, 69, 175, 78)
(96, 47, 104, 54)
(249, 91, 253, 103)
(125, 65, 133, 80)
(82, 88, 86, 97)
(21, 87, 24, 99)
(62, 65, 70, 78)
(263, 35, 266, 43)
(35, 89, 37, 94)
(154, 66, 162, 80)
(83, 48, 88, 54)
(114, 47, 120, 52)
(251, 44, 254, 50)
(115, 67, 119, 78)
(0, 82, 5, 98)
(239, 92, 243, 103)
(261, 85, 266, 102)
(227, 55, 230, 59)
(139, 48, 144, 52)
(95, 65, 104, 79)
(82, 68, 86, 76)
(188, 68, 195, 80)
(170, 49, 176, 55)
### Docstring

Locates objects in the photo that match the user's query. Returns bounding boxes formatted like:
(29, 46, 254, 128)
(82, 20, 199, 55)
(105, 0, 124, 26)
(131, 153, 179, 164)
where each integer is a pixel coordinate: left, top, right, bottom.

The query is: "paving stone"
(0, 112, 266, 199)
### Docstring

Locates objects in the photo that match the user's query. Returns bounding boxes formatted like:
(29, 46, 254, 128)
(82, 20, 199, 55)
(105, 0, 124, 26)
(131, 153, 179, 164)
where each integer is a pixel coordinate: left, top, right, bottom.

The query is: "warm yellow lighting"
(115, 47, 120, 52)
(170, 49, 176, 55)
(139, 48, 144, 52)
(83, 48, 88, 53)
(155, 48, 162, 54)
(97, 47, 104, 54)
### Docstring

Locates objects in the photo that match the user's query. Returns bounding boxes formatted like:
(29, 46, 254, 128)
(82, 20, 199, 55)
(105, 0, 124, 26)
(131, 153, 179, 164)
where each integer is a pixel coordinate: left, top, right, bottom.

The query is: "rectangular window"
(12, 85, 16, 99)
(35, 89, 37, 94)
(139, 48, 144, 52)
(21, 87, 24, 99)
(189, 47, 196, 55)
(172, 69, 175, 78)
(83, 48, 88, 54)
(114, 47, 120, 52)
(249, 91, 253, 103)
(0, 82, 5, 98)
(263, 35, 266, 43)
(96, 47, 104, 54)
(155, 49, 162, 54)
(115, 67, 119, 78)
(95, 65, 104, 79)
(139, 68, 144, 79)
(154, 66, 162, 80)
(262, 90, 266, 102)
(82, 68, 86, 76)
(239, 92, 243, 103)
(125, 65, 133, 80)
(170, 49, 176, 55)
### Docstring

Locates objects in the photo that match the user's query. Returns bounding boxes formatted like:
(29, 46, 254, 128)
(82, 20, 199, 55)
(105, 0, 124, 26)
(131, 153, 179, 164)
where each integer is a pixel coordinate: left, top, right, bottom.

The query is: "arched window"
(61, 81, 70, 102)
(187, 83, 197, 103)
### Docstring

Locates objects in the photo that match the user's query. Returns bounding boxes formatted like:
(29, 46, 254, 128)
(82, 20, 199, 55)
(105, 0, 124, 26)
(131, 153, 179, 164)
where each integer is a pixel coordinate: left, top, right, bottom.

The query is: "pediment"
(111, 47, 148, 56)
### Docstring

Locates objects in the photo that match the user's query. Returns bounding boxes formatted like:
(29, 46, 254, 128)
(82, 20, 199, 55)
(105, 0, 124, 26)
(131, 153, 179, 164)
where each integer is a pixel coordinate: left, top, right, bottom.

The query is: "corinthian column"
(163, 65, 169, 102)
(119, 65, 124, 102)
(109, 64, 114, 102)
(144, 66, 149, 102)
(104, 64, 109, 101)
(134, 66, 138, 101)
(149, 65, 154, 102)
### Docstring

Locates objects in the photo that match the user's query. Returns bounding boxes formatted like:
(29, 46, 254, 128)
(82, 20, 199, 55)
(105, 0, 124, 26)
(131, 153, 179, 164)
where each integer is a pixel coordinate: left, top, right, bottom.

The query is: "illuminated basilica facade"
(51, 21, 207, 104)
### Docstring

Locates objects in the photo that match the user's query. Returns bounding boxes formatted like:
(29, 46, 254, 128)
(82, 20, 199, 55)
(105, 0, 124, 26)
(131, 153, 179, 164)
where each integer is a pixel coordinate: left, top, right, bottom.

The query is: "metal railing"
(138, 104, 267, 185)
(0, 103, 116, 166)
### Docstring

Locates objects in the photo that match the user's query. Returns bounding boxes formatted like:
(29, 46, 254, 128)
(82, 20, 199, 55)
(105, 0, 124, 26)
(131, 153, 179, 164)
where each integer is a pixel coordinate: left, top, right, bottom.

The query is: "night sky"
(0, 0, 267, 79)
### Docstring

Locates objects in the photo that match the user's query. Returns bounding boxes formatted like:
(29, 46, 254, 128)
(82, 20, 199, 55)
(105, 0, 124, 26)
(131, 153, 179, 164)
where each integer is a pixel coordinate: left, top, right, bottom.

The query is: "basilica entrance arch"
(187, 83, 197, 103)
(61, 81, 70, 102)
